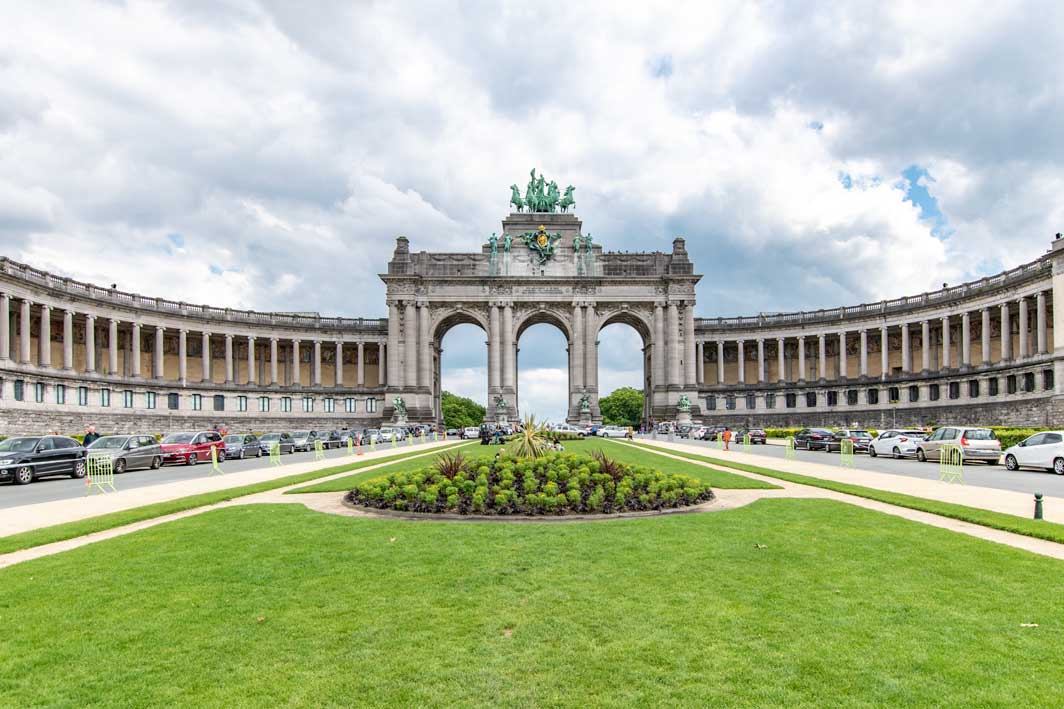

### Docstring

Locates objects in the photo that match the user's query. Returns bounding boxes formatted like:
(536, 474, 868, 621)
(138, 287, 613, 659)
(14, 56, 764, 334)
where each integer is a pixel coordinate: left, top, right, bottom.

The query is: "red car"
(160, 431, 225, 465)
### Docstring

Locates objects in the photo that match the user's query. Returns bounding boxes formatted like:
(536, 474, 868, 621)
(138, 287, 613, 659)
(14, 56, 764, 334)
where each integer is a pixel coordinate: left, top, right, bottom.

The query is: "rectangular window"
(281, 396, 292, 412)
(237, 395, 248, 412)
(192, 394, 203, 411)
(302, 396, 313, 412)
(929, 384, 940, 401)
(846, 389, 858, 406)
(1023, 372, 1036, 392)
(168, 393, 180, 410)
(827, 391, 838, 406)
(989, 377, 999, 396)
(765, 393, 775, 409)
(1006, 375, 1017, 394)
(100, 388, 111, 407)
(805, 392, 817, 408)
(213, 395, 225, 412)
(146, 391, 156, 409)
(968, 379, 980, 398)
(55, 384, 66, 405)
(785, 393, 797, 409)
(14, 379, 24, 401)
(725, 395, 736, 410)
(866, 388, 879, 405)
(259, 396, 270, 412)
(366, 397, 376, 413)
(34, 382, 45, 403)
(345, 397, 356, 413)
(948, 382, 960, 400)
(123, 390, 134, 408)
(324, 397, 335, 413)
(907, 385, 918, 403)
(1045, 369, 1055, 391)
(706, 395, 717, 411)
(78, 386, 89, 406)
(745, 393, 756, 410)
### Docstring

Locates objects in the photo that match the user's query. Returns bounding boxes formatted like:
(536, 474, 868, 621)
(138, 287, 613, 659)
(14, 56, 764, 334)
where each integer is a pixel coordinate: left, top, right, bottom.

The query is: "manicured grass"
(286, 442, 477, 493)
(629, 440, 1064, 545)
(0, 443, 467, 556)
(0, 500, 1061, 706)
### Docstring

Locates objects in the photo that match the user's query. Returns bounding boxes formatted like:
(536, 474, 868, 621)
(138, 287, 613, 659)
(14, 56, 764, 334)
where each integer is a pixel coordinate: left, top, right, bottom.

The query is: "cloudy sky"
(2, 2, 1062, 421)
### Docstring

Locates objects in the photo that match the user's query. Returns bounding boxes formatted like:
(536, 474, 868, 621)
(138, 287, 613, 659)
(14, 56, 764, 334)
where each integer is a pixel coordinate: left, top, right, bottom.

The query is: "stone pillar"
(502, 303, 514, 390)
(39, 304, 51, 367)
(313, 340, 322, 386)
(109, 318, 119, 375)
(269, 337, 278, 385)
(666, 303, 680, 386)
(817, 334, 826, 381)
(404, 301, 417, 388)
(961, 313, 971, 368)
(419, 303, 431, 388)
(356, 342, 365, 386)
(291, 338, 301, 385)
(920, 320, 930, 372)
(684, 303, 696, 386)
(797, 336, 806, 383)
(941, 316, 951, 369)
(585, 305, 598, 393)
(201, 332, 211, 382)
(901, 323, 910, 372)
(130, 322, 140, 377)
(488, 304, 500, 394)
(155, 326, 165, 379)
(696, 341, 705, 385)
(1037, 291, 1048, 354)
(335, 341, 344, 387)
(387, 301, 401, 387)
(652, 304, 664, 388)
(756, 338, 765, 383)
(19, 298, 31, 364)
(981, 308, 991, 365)
(0, 293, 8, 361)
(179, 329, 188, 383)
(85, 315, 96, 373)
(880, 326, 888, 379)
(737, 339, 745, 384)
(63, 309, 74, 370)
(1018, 297, 1029, 359)
(838, 331, 847, 379)
(225, 334, 235, 383)
(247, 336, 256, 385)
(859, 329, 868, 377)
(379, 342, 386, 385)
(776, 337, 785, 383)
(572, 304, 585, 391)
(716, 340, 724, 384)
(1000, 303, 1011, 361)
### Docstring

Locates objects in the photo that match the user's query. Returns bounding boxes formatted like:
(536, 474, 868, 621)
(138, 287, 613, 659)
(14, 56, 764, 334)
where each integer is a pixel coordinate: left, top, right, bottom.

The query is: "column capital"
(202, 330, 212, 337)
(224, 333, 233, 341)
(155, 324, 164, 331)
(22, 298, 33, 305)
(65, 308, 75, 317)
(85, 313, 96, 320)
(110, 317, 119, 325)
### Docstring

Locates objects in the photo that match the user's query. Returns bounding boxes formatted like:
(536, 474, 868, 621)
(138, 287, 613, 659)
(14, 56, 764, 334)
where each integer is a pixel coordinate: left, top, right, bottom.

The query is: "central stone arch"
(379, 200, 701, 426)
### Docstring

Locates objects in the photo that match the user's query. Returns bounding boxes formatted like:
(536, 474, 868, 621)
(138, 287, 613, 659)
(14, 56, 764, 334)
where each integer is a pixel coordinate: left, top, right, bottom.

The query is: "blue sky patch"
(900, 165, 952, 239)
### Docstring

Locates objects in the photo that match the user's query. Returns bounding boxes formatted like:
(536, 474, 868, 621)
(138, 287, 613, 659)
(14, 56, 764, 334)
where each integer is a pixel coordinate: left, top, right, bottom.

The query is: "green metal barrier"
(269, 441, 282, 466)
(712, 436, 723, 450)
(314, 439, 325, 461)
(347, 438, 354, 456)
(391, 435, 397, 448)
(85, 454, 116, 495)
(839, 439, 855, 468)
(784, 437, 796, 460)
(209, 446, 224, 475)
(433, 431, 438, 442)
(939, 443, 964, 483)
(742, 434, 752, 453)
(370, 437, 376, 451)
(407, 434, 413, 446)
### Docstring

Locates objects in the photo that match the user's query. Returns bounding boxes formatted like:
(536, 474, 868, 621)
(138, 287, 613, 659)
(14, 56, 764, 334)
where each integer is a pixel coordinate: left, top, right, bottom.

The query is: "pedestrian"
(83, 425, 101, 446)
(722, 428, 731, 451)
(493, 428, 502, 445)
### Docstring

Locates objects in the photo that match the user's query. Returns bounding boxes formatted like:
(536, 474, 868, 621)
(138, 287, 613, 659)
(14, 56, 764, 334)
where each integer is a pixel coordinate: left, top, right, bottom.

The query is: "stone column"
(419, 303, 432, 389)
(39, 304, 51, 367)
(313, 339, 322, 386)
(797, 336, 806, 383)
(225, 334, 234, 383)
(585, 305, 599, 393)
(179, 329, 188, 383)
(379, 342, 386, 385)
(1000, 303, 1011, 361)
(652, 304, 664, 388)
(269, 337, 278, 385)
(716, 340, 724, 384)
(666, 303, 680, 386)
(247, 336, 256, 385)
(1037, 291, 1048, 354)
(155, 326, 165, 379)
(404, 301, 418, 388)
(291, 338, 301, 385)
(130, 322, 141, 377)
(19, 298, 31, 364)
(880, 326, 888, 379)
(387, 301, 401, 387)
(1018, 297, 1029, 359)
(857, 330, 867, 378)
(838, 331, 847, 379)
(941, 316, 951, 369)
(696, 341, 705, 385)
(756, 338, 765, 383)
(981, 308, 991, 365)
(199, 332, 210, 382)
(901, 323, 910, 372)
(776, 337, 785, 383)
(63, 309, 74, 370)
(920, 320, 930, 372)
(737, 339, 745, 384)
(85, 315, 96, 373)
(109, 318, 119, 375)
(572, 304, 585, 391)
(960, 313, 971, 368)
(684, 303, 697, 386)
(488, 304, 500, 394)
(502, 303, 514, 390)
(356, 342, 365, 387)
(817, 334, 826, 380)
(335, 341, 344, 387)
(0, 293, 8, 361)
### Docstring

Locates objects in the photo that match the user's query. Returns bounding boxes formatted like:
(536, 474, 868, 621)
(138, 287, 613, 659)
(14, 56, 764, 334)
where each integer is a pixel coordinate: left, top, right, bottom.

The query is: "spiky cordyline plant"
(434, 451, 468, 480)
(507, 414, 549, 458)
(591, 449, 625, 481)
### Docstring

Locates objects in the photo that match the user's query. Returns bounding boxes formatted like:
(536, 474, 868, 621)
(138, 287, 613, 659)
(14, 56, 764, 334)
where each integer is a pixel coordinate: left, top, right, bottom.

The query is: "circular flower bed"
(345, 450, 714, 516)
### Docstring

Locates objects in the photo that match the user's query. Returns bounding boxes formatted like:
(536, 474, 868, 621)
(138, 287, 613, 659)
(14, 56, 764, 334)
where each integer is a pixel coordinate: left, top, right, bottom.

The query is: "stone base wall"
(0, 410, 389, 436)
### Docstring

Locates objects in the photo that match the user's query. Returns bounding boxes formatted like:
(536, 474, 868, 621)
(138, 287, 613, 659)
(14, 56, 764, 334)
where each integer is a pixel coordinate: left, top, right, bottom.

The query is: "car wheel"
(71, 461, 87, 479)
(114, 459, 127, 474)
(13, 466, 34, 485)
(217, 450, 226, 463)
(1054, 458, 1064, 475)
(868, 446, 877, 458)
(916, 448, 926, 462)
(239, 449, 246, 459)
(892, 447, 902, 459)
(188, 452, 198, 465)
(151, 456, 162, 469)
(256, 448, 262, 458)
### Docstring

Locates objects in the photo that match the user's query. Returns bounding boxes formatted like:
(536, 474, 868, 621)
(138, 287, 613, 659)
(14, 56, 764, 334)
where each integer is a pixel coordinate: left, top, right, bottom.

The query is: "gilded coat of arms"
(520, 225, 562, 265)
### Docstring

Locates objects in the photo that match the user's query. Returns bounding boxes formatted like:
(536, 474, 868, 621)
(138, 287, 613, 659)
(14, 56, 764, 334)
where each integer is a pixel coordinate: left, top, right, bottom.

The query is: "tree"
(599, 387, 643, 427)
(441, 391, 485, 429)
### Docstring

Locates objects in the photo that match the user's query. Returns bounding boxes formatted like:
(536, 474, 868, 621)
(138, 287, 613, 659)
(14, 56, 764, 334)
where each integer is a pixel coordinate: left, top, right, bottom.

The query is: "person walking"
(83, 426, 101, 446)
(722, 428, 731, 451)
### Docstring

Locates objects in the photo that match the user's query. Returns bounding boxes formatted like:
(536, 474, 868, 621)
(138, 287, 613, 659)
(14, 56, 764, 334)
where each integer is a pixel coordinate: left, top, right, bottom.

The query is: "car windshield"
(851, 431, 872, 438)
(900, 430, 925, 437)
(259, 434, 279, 441)
(161, 433, 195, 444)
(0, 437, 40, 452)
(224, 435, 243, 443)
(89, 436, 128, 449)
(292, 431, 309, 437)
(964, 429, 996, 440)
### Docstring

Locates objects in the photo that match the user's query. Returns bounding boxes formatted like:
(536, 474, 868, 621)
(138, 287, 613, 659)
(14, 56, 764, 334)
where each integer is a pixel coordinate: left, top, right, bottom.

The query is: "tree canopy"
(599, 387, 643, 427)
(441, 391, 485, 429)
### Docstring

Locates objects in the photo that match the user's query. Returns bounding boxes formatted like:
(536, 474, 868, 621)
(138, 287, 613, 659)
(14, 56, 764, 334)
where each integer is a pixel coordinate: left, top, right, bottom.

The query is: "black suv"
(0, 435, 87, 485)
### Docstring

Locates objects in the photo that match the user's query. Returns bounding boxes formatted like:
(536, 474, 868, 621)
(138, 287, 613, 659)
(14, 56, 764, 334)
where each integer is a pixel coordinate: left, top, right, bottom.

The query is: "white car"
(462, 426, 481, 439)
(378, 427, 405, 442)
(1004, 431, 1064, 475)
(552, 423, 586, 437)
(598, 425, 628, 438)
(868, 430, 927, 459)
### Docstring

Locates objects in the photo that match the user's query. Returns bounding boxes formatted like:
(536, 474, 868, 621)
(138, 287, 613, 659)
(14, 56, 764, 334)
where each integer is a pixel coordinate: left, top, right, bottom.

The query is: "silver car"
(86, 434, 163, 473)
(916, 426, 1001, 464)
(223, 433, 262, 459)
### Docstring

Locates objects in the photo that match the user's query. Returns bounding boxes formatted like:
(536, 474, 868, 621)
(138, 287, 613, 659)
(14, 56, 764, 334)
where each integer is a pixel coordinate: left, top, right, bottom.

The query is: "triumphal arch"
(380, 169, 702, 425)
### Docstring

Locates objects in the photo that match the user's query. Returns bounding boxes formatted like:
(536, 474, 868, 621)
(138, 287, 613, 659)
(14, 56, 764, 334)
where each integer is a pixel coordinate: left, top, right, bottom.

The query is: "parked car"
(290, 431, 315, 452)
(445, 428, 459, 437)
(688, 426, 708, 440)
(0, 435, 87, 485)
(160, 431, 225, 465)
(552, 423, 587, 437)
(258, 432, 296, 455)
(363, 428, 382, 444)
(793, 428, 835, 450)
(87, 434, 163, 472)
(916, 426, 1001, 464)
(338, 430, 357, 446)
(734, 428, 768, 445)
(598, 425, 628, 438)
(378, 427, 405, 443)
(823, 429, 873, 453)
(319, 430, 342, 449)
(868, 430, 927, 459)
(462, 426, 480, 439)
(1003, 431, 1064, 474)
(223, 433, 262, 459)
(702, 426, 728, 441)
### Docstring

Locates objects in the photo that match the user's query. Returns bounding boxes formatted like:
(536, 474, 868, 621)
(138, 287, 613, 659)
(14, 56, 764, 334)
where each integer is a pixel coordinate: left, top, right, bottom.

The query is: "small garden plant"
(346, 449, 714, 515)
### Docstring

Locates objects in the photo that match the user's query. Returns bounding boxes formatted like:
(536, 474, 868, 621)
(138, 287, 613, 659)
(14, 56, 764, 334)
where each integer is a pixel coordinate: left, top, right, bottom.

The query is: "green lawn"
(1, 499, 1061, 706)
(0, 442, 467, 556)
(627, 440, 1064, 545)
